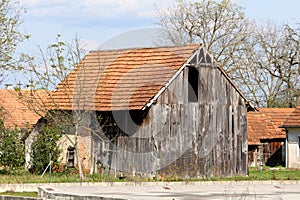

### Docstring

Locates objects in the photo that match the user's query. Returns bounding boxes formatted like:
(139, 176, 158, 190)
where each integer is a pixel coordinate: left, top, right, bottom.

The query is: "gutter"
(280, 126, 300, 129)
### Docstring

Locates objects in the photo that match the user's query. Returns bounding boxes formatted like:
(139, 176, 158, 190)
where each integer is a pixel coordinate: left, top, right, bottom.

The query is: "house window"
(188, 67, 199, 102)
(67, 146, 75, 168)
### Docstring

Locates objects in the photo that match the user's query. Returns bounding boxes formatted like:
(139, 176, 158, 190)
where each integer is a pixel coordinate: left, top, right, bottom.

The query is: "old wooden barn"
(49, 44, 249, 177)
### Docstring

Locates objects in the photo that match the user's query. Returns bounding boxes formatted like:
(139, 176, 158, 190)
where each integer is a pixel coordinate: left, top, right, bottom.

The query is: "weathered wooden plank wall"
(93, 52, 248, 177)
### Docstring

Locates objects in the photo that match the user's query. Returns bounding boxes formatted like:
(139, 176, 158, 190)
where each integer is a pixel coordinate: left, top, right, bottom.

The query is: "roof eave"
(280, 125, 300, 129)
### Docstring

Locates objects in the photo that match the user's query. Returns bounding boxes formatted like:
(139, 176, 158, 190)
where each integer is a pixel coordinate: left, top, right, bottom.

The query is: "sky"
(17, 0, 173, 54)
(4, 0, 300, 86)
(16, 0, 300, 53)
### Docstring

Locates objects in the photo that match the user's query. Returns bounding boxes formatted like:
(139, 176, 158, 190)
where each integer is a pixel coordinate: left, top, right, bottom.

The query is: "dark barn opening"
(188, 66, 199, 102)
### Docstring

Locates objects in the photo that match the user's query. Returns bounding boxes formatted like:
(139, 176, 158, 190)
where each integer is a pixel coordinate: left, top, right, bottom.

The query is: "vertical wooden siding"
(105, 63, 248, 177)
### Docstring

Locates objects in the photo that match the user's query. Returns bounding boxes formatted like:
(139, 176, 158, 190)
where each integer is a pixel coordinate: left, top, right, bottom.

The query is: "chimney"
(26, 79, 34, 96)
(26, 84, 34, 90)
(26, 79, 35, 90)
(17, 81, 22, 89)
(5, 84, 13, 90)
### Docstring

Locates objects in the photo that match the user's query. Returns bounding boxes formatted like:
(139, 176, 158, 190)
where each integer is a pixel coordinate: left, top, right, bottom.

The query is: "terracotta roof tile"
(51, 44, 200, 111)
(247, 108, 295, 145)
(0, 90, 50, 128)
(282, 106, 300, 127)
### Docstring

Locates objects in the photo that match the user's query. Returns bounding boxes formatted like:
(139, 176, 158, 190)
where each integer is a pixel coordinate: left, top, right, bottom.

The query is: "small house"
(0, 89, 49, 169)
(247, 108, 295, 167)
(0, 89, 46, 129)
(281, 106, 300, 168)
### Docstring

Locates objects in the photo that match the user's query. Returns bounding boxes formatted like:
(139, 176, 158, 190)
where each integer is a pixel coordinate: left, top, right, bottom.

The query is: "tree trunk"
(75, 124, 83, 184)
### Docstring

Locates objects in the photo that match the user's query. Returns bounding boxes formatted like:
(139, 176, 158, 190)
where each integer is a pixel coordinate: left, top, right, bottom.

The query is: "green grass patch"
(249, 167, 300, 180)
(0, 167, 299, 184)
(0, 191, 37, 197)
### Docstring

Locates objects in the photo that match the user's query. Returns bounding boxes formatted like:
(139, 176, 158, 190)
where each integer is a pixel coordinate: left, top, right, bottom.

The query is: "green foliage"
(30, 125, 62, 174)
(0, 120, 25, 170)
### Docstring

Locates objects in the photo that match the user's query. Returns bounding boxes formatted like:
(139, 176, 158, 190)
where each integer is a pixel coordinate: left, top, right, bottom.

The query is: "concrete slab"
(38, 181, 300, 200)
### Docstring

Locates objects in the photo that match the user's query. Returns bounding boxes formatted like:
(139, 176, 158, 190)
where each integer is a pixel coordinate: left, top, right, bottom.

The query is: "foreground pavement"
(38, 181, 300, 200)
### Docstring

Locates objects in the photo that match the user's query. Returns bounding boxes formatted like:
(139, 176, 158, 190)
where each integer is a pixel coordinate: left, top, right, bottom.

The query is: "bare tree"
(0, 0, 29, 79)
(157, 0, 300, 107)
(263, 23, 300, 107)
(21, 34, 88, 181)
(23, 34, 113, 181)
(157, 0, 250, 71)
(235, 22, 300, 107)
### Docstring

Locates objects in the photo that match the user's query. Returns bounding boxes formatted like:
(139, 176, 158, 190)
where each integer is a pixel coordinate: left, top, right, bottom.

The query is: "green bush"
(0, 120, 25, 170)
(30, 125, 62, 174)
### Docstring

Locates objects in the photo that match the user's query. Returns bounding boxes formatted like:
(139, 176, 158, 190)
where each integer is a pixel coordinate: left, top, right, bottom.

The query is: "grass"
(0, 167, 299, 184)
(0, 191, 38, 197)
(248, 167, 300, 180)
(0, 172, 113, 184)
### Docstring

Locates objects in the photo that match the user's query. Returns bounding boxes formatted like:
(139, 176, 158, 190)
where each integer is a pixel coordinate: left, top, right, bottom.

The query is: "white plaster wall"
(287, 128, 300, 168)
(24, 127, 39, 170)
(58, 134, 92, 173)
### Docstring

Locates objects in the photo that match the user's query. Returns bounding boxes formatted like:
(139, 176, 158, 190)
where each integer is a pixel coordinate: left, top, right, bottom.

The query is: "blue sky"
(18, 0, 173, 54)
(4, 0, 300, 86)
(17, 0, 300, 54)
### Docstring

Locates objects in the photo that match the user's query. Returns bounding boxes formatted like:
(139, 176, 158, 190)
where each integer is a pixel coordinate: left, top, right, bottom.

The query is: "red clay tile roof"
(51, 44, 201, 111)
(282, 106, 300, 128)
(0, 89, 49, 129)
(247, 108, 295, 145)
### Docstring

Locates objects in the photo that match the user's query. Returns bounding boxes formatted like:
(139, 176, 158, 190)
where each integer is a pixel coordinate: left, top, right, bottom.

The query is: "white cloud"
(21, 0, 173, 20)
(17, 0, 175, 57)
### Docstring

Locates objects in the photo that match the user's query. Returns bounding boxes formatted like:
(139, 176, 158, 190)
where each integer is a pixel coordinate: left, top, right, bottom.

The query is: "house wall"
(25, 127, 39, 170)
(55, 112, 95, 173)
(248, 145, 259, 167)
(286, 128, 300, 168)
(58, 134, 92, 173)
(24, 110, 95, 173)
(97, 63, 248, 177)
(25, 124, 93, 173)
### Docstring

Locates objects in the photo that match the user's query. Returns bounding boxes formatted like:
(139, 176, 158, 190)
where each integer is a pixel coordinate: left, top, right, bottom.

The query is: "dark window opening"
(67, 146, 75, 168)
(188, 67, 199, 102)
(232, 109, 235, 135)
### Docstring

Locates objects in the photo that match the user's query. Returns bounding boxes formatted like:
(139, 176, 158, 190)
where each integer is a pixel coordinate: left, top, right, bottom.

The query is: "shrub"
(30, 125, 62, 174)
(0, 130, 25, 168)
(0, 120, 25, 170)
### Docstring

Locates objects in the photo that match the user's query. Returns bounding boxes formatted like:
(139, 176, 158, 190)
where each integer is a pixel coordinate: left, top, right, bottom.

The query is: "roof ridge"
(90, 43, 201, 53)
